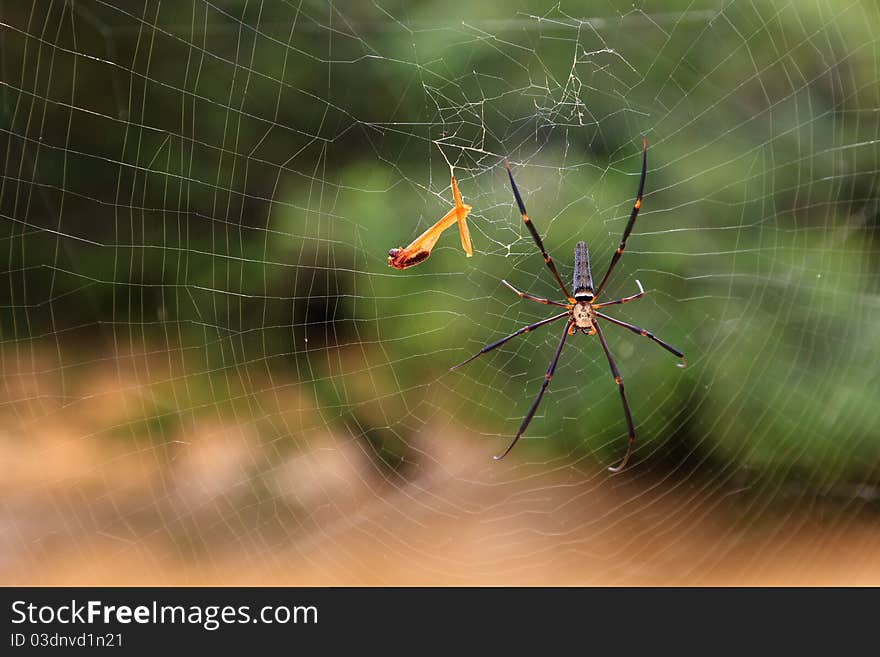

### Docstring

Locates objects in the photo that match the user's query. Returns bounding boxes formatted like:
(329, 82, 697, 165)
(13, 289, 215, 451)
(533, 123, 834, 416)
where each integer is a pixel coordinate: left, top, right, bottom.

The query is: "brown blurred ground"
(2, 345, 879, 586)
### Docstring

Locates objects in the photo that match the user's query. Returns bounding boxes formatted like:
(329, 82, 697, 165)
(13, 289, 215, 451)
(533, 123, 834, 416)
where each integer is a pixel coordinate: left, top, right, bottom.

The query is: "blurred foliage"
(1, 0, 878, 485)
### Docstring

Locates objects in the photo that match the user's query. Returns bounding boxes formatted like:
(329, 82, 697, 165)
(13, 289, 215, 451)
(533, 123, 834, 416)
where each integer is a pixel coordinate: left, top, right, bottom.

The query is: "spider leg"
(494, 319, 573, 460)
(594, 322, 636, 473)
(594, 136, 648, 298)
(592, 280, 646, 309)
(504, 160, 575, 302)
(502, 280, 572, 309)
(450, 311, 569, 371)
(595, 311, 686, 368)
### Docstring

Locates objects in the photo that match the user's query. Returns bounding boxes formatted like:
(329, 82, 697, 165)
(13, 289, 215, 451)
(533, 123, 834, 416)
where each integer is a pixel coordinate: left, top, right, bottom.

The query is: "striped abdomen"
(572, 241, 593, 300)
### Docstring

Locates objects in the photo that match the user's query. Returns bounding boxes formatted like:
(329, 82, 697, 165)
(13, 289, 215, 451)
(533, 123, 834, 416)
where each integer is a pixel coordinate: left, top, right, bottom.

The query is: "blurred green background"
(1, 0, 879, 584)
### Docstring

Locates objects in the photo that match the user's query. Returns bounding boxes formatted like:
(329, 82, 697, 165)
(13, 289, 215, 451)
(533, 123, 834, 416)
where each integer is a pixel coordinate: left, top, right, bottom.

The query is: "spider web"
(2, 0, 879, 585)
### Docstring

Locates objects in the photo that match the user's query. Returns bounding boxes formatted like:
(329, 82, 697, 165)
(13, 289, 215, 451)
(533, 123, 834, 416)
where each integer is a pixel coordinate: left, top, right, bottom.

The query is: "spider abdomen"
(573, 241, 594, 301)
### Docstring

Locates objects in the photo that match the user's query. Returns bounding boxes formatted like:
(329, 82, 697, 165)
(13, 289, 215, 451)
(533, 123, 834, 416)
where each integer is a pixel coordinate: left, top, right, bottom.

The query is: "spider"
(450, 137, 685, 472)
(388, 174, 473, 269)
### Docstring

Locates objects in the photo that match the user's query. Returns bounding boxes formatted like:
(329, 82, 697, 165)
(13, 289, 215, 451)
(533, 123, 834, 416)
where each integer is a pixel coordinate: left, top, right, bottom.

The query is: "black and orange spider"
(451, 137, 685, 472)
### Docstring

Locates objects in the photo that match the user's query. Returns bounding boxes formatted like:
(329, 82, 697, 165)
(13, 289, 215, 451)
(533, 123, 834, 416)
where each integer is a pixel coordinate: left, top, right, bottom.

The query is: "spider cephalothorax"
(571, 302, 596, 334)
(451, 137, 686, 472)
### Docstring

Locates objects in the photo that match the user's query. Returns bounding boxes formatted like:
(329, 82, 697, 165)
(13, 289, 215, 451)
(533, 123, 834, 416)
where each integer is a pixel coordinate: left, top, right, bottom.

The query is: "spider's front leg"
(450, 311, 569, 371)
(594, 322, 636, 472)
(595, 311, 686, 368)
(494, 319, 573, 460)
